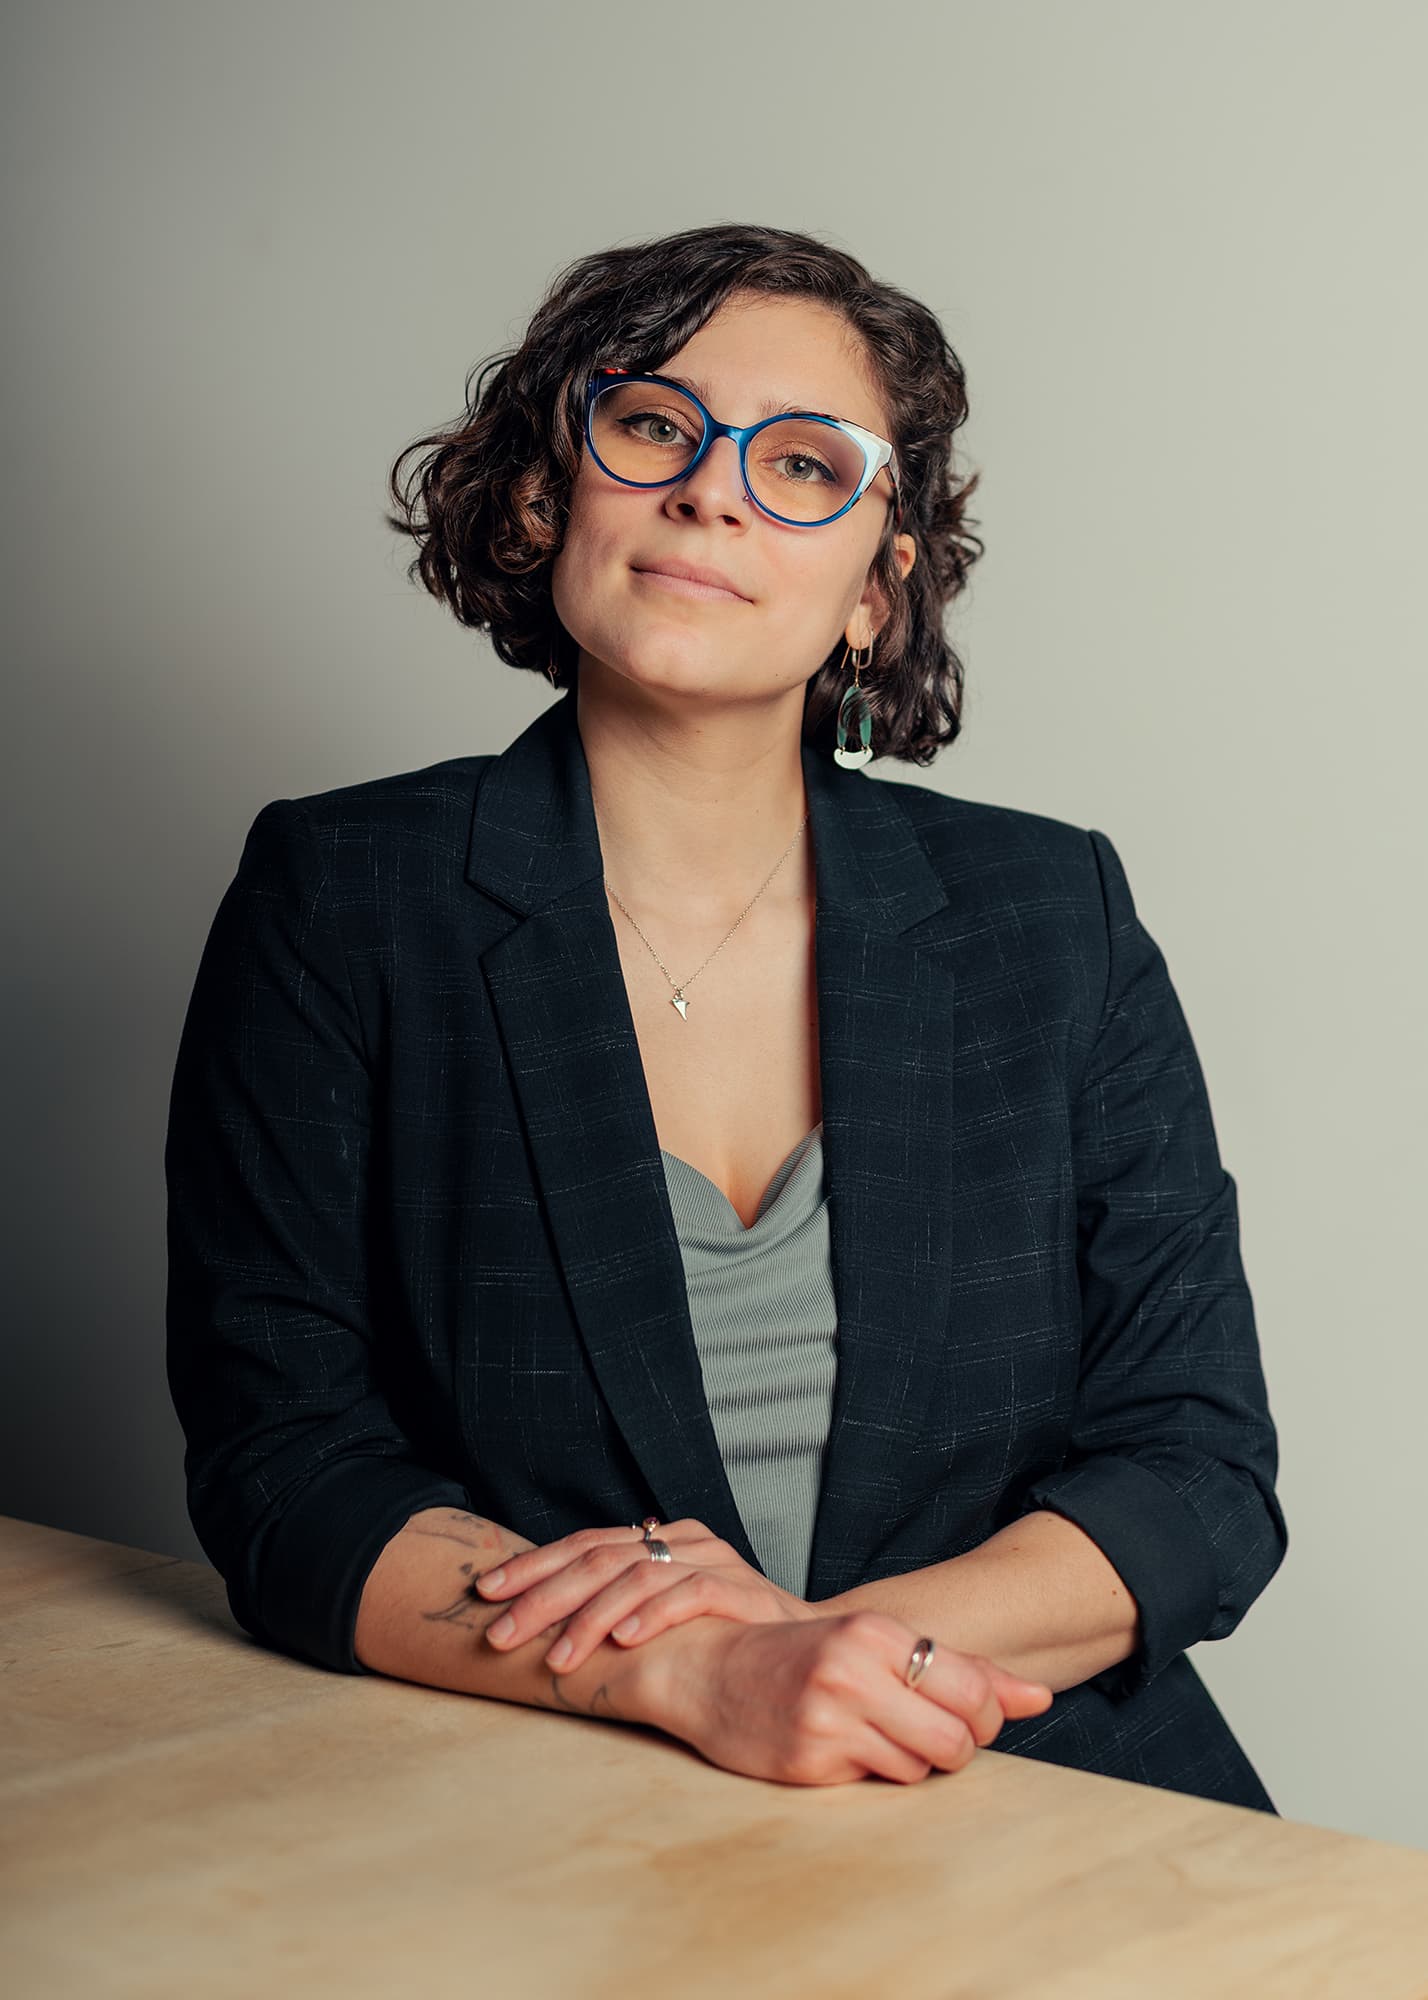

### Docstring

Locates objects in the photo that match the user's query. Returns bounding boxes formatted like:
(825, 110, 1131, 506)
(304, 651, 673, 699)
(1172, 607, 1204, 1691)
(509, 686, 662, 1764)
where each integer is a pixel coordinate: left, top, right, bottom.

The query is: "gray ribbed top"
(659, 1123, 838, 1598)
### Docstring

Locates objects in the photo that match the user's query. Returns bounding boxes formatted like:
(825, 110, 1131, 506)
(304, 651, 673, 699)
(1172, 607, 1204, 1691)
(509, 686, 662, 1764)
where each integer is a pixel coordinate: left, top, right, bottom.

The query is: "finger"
(475, 1526, 645, 1597)
(872, 1654, 1049, 1768)
(603, 1573, 746, 1651)
(859, 1619, 1050, 1737)
(664, 1519, 723, 1545)
(852, 1722, 937, 1786)
(859, 1634, 1007, 1748)
(483, 1542, 654, 1649)
(870, 1679, 981, 1773)
(982, 1658, 1056, 1714)
(547, 1570, 725, 1673)
(918, 1653, 1010, 1748)
(836, 1624, 1000, 1763)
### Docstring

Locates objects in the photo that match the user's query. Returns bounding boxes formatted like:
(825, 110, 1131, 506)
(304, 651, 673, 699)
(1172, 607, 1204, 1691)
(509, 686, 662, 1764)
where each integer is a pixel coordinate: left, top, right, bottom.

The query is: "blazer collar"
(467, 683, 949, 933)
(466, 691, 959, 1602)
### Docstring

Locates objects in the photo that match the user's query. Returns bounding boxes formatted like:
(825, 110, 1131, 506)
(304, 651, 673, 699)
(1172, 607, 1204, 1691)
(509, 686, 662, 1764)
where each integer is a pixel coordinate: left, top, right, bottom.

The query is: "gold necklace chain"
(602, 810, 810, 1021)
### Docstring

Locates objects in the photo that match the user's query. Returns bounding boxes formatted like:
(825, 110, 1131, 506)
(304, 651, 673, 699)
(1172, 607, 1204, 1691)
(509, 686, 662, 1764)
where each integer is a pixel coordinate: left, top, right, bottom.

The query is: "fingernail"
(612, 1616, 640, 1639)
(547, 1637, 573, 1665)
(477, 1569, 506, 1592)
(488, 1614, 515, 1642)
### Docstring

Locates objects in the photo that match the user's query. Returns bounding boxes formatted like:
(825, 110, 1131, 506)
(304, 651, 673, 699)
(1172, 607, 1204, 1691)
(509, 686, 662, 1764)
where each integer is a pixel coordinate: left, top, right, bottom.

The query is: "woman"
(165, 222, 1287, 1802)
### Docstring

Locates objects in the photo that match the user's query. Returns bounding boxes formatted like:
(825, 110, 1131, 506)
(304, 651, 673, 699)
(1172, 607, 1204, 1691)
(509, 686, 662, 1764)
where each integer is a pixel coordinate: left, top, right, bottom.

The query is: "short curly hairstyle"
(385, 222, 984, 765)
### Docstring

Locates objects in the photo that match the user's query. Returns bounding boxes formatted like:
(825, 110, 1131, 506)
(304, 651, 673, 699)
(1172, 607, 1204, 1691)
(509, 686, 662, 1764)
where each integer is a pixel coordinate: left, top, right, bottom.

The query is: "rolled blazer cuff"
(257, 1457, 473, 1677)
(1021, 1455, 1220, 1702)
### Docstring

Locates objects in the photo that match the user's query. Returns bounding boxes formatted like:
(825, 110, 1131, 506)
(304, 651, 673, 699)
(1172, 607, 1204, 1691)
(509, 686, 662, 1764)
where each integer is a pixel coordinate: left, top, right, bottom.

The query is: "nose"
(666, 432, 752, 519)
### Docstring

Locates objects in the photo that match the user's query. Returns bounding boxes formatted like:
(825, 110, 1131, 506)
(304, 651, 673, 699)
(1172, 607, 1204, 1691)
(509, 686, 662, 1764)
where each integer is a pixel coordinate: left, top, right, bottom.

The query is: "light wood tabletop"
(2, 1513, 1425, 1998)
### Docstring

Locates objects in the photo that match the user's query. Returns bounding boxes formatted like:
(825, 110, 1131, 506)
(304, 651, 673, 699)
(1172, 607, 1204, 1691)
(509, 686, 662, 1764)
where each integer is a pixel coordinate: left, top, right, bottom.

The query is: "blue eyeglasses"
(585, 367, 905, 531)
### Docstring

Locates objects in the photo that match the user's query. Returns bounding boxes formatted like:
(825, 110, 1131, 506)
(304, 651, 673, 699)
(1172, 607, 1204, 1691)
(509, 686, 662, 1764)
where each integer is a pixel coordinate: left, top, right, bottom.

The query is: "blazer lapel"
(467, 691, 958, 1602)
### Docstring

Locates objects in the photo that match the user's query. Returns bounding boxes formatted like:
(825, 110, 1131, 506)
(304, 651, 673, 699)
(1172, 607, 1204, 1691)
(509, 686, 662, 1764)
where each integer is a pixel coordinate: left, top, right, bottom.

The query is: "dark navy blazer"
(165, 688, 1288, 1811)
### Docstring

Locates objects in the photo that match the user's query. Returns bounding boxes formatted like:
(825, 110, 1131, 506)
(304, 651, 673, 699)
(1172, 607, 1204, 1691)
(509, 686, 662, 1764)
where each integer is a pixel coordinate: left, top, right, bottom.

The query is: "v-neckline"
(660, 1123, 823, 1235)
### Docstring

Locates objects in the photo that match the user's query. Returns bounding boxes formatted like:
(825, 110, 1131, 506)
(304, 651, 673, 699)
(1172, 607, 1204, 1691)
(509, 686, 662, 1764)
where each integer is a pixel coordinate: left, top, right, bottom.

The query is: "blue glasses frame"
(585, 367, 905, 531)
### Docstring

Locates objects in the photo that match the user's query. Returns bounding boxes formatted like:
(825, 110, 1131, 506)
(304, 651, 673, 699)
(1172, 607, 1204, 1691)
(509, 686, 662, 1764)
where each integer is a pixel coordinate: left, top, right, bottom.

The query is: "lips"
(631, 560, 749, 601)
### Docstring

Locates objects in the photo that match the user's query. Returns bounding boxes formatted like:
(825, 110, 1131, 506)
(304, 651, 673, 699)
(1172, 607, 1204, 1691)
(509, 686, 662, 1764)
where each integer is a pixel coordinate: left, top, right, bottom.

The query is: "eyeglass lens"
(590, 380, 871, 525)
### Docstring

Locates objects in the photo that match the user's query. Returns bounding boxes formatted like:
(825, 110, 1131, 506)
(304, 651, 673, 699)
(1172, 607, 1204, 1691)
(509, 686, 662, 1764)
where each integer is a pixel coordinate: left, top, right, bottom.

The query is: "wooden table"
(3, 1514, 1425, 1998)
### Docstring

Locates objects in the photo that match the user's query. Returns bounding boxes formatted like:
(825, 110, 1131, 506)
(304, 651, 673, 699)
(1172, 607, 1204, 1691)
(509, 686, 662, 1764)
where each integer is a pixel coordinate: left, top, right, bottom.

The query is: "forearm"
(827, 1508, 1141, 1695)
(353, 1505, 682, 1728)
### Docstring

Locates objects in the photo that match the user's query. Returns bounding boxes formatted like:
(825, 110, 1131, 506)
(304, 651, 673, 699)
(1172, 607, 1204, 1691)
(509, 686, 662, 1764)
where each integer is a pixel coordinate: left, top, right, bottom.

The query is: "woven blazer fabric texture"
(165, 689, 1288, 1812)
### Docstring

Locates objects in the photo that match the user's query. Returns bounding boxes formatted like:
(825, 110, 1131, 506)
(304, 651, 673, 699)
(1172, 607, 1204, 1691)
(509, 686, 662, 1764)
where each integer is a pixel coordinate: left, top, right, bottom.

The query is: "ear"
(847, 531, 917, 648)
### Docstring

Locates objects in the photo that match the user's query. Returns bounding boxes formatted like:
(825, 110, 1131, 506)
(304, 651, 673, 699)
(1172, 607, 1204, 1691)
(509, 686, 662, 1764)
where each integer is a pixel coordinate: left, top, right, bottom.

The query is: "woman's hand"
(473, 1518, 818, 1674)
(637, 1610, 1055, 1787)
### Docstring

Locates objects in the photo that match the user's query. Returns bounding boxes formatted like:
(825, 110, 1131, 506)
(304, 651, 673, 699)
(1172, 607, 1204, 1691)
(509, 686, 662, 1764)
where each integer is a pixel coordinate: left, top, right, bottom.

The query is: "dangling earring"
(546, 655, 560, 688)
(833, 634, 875, 768)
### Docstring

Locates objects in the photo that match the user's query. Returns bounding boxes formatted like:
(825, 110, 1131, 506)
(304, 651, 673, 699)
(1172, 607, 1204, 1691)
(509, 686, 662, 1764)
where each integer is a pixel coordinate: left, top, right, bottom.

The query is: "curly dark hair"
(384, 223, 984, 765)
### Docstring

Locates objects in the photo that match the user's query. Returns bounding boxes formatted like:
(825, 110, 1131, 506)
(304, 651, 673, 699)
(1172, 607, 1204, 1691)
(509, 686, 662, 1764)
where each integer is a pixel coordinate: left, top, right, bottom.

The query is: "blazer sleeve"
(164, 798, 473, 1676)
(1019, 828, 1289, 1702)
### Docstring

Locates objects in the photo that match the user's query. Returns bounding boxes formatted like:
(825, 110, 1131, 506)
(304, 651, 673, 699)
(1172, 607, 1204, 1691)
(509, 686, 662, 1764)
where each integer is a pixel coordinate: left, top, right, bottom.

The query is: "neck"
(573, 671, 814, 923)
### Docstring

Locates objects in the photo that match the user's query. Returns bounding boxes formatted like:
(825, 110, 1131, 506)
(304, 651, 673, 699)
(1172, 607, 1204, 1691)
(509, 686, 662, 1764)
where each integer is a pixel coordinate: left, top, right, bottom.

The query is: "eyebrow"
(661, 371, 822, 419)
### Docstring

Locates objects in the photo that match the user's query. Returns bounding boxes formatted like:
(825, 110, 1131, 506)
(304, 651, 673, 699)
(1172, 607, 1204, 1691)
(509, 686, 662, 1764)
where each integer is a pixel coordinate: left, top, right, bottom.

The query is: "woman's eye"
(769, 451, 837, 485)
(618, 409, 696, 446)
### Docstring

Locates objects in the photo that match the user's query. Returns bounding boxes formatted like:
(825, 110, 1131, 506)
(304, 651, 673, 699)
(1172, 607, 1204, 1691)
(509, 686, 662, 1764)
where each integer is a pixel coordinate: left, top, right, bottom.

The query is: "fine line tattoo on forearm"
(410, 1510, 629, 1718)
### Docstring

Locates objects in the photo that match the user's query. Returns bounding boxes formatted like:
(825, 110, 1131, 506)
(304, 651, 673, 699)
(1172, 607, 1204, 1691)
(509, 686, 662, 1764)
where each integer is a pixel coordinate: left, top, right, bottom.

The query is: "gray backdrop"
(5, 0, 1424, 1849)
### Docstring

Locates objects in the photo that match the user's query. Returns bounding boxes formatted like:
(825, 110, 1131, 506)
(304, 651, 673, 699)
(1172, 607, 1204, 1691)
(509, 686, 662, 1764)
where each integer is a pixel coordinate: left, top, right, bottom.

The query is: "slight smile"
(631, 567, 749, 604)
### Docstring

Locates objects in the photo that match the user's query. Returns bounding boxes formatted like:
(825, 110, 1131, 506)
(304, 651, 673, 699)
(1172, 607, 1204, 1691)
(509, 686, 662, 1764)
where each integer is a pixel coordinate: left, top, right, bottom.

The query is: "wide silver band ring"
(905, 1636, 936, 1687)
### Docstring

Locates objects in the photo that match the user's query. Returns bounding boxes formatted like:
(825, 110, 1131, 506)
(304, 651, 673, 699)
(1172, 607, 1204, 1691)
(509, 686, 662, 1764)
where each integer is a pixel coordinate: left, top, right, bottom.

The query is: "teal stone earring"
(833, 635, 875, 768)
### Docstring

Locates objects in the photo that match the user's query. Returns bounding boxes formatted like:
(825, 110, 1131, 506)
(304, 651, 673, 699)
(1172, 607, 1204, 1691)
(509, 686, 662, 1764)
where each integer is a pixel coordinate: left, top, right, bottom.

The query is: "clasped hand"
(474, 1518, 1057, 1786)
(474, 1518, 816, 1672)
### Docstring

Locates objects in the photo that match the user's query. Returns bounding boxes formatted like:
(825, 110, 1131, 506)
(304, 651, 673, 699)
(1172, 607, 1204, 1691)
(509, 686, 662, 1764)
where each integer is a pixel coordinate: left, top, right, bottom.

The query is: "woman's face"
(550, 293, 916, 710)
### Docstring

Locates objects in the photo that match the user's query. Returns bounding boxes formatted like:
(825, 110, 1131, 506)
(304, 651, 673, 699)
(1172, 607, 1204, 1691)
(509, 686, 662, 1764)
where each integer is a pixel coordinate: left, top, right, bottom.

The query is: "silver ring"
(646, 1538, 673, 1562)
(905, 1636, 936, 1687)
